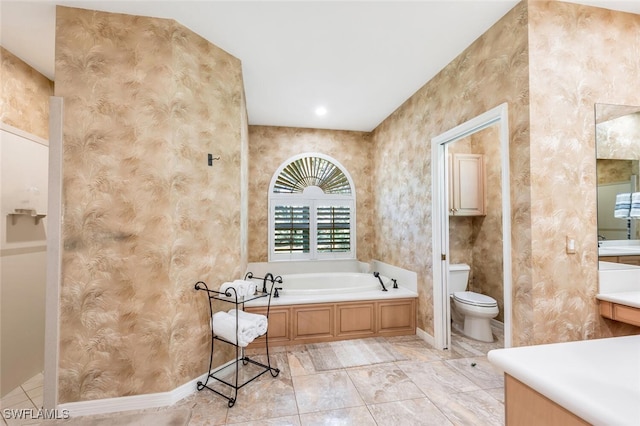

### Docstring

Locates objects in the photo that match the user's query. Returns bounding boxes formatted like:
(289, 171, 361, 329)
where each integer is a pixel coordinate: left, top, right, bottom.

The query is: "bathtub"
(245, 270, 417, 307)
(278, 272, 382, 295)
(243, 265, 418, 345)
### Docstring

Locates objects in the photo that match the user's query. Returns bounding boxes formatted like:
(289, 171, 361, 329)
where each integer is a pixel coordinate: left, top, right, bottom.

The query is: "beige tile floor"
(1, 326, 505, 425)
(1, 373, 44, 426)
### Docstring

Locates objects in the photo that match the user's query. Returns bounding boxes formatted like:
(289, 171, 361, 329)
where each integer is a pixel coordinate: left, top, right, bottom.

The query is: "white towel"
(219, 280, 257, 298)
(614, 193, 631, 218)
(630, 193, 640, 218)
(211, 311, 258, 347)
(233, 279, 257, 296)
(228, 309, 268, 336)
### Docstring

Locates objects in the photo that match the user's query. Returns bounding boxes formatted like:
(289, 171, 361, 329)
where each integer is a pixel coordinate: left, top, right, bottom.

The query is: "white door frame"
(431, 103, 512, 350)
(44, 97, 63, 409)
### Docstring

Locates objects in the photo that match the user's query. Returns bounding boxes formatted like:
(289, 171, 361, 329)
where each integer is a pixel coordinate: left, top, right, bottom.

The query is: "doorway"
(431, 103, 512, 350)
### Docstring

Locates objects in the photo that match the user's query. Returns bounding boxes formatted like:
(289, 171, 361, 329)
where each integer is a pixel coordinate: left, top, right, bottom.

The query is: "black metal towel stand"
(194, 273, 281, 407)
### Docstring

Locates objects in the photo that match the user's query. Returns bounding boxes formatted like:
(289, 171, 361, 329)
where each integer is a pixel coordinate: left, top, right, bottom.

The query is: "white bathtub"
(245, 269, 417, 307)
(278, 272, 383, 295)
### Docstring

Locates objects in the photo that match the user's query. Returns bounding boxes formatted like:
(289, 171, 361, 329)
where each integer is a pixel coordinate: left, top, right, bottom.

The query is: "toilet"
(448, 263, 498, 342)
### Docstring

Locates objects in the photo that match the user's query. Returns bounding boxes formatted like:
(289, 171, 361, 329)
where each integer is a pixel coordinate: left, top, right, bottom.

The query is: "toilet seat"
(453, 291, 497, 307)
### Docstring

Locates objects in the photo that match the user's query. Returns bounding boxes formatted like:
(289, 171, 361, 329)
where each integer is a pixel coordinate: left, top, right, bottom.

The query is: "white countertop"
(597, 291, 640, 309)
(599, 247, 640, 256)
(488, 335, 640, 426)
(599, 241, 640, 257)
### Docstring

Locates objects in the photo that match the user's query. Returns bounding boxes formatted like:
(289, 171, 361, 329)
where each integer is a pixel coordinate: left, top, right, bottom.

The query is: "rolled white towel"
(233, 279, 257, 296)
(211, 311, 258, 347)
(219, 282, 245, 298)
(228, 309, 268, 336)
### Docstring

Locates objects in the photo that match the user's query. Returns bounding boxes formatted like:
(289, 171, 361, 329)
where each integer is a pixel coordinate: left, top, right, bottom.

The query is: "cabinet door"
(450, 153, 485, 216)
(377, 299, 416, 335)
(617, 255, 640, 265)
(245, 306, 290, 346)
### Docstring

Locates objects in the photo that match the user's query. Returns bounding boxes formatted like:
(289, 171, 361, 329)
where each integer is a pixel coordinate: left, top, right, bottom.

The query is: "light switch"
(566, 236, 576, 254)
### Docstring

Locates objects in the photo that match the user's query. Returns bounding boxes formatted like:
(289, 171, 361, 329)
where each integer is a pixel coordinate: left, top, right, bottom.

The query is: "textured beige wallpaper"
(528, 0, 640, 342)
(597, 113, 640, 159)
(372, 2, 531, 342)
(55, 6, 244, 402)
(248, 126, 374, 263)
(0, 47, 53, 139)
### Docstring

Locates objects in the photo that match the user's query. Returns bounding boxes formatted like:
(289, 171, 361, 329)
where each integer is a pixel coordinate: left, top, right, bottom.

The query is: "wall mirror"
(595, 103, 640, 266)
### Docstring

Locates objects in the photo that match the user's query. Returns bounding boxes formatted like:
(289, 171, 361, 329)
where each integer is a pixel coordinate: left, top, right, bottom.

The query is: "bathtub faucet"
(373, 272, 388, 291)
(262, 273, 283, 294)
(262, 273, 274, 294)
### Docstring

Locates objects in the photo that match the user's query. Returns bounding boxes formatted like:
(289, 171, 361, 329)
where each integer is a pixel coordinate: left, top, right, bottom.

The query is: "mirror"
(596, 103, 640, 264)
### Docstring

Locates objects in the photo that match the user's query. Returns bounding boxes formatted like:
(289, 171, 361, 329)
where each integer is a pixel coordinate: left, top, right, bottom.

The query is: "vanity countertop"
(597, 291, 640, 308)
(488, 335, 640, 426)
(598, 246, 640, 256)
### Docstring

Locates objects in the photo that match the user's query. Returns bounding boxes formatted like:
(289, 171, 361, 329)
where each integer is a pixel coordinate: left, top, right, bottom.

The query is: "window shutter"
(316, 206, 351, 252)
(274, 205, 310, 253)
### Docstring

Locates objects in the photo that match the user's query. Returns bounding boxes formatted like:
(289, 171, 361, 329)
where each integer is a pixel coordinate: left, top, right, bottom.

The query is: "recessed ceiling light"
(315, 106, 327, 116)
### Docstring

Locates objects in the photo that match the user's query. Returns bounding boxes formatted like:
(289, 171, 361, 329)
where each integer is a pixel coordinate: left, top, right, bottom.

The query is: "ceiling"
(2, 1, 639, 132)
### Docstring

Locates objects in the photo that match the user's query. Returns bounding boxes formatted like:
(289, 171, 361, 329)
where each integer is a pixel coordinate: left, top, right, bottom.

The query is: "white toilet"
(449, 263, 498, 342)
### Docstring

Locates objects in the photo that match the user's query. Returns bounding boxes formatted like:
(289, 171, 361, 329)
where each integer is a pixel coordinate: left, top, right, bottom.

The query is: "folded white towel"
(614, 193, 631, 218)
(630, 193, 640, 218)
(228, 309, 268, 336)
(211, 311, 257, 347)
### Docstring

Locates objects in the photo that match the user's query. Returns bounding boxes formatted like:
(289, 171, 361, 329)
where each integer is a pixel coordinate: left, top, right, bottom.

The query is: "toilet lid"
(453, 291, 497, 307)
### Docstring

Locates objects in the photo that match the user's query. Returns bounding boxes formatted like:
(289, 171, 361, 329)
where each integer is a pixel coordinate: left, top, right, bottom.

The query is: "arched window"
(269, 153, 356, 261)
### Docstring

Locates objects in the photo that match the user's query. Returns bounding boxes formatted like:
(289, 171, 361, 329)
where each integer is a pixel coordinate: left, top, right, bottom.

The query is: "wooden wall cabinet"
(449, 153, 485, 216)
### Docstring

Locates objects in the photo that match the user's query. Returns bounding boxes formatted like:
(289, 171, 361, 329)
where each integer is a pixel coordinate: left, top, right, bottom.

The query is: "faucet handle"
(274, 287, 282, 298)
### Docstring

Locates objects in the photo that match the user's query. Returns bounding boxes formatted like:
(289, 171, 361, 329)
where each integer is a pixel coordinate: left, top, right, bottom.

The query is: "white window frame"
(268, 153, 356, 262)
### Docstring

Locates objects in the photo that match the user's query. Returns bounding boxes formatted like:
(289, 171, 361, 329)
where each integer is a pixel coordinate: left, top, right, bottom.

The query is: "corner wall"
(54, 6, 245, 402)
(247, 126, 375, 263)
(528, 1, 640, 341)
(372, 2, 531, 342)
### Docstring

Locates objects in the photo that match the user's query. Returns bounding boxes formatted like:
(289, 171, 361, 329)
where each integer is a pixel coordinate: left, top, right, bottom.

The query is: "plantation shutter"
(274, 205, 310, 253)
(316, 206, 351, 252)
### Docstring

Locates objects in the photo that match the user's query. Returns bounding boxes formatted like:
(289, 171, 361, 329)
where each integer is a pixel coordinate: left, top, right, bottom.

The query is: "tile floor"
(1, 326, 505, 425)
(1, 373, 44, 426)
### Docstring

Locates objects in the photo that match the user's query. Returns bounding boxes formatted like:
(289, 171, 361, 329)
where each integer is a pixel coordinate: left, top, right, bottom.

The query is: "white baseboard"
(58, 359, 236, 417)
(415, 327, 435, 347)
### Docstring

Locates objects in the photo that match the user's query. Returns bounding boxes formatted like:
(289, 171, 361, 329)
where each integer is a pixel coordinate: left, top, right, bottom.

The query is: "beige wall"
(248, 126, 374, 263)
(0, 48, 53, 397)
(54, 6, 245, 402)
(372, 2, 531, 343)
(0, 47, 53, 140)
(528, 1, 640, 341)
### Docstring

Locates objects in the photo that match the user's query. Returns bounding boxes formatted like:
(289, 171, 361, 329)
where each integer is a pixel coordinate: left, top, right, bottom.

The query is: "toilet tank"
(448, 263, 470, 294)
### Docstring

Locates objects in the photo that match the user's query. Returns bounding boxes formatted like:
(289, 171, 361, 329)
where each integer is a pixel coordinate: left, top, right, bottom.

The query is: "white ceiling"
(1, 1, 639, 132)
